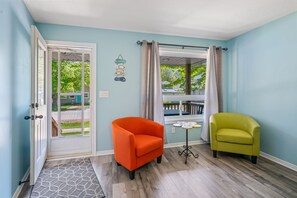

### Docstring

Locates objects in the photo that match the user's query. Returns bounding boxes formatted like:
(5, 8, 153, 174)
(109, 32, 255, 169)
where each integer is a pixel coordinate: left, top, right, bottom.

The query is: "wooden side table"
(174, 123, 201, 164)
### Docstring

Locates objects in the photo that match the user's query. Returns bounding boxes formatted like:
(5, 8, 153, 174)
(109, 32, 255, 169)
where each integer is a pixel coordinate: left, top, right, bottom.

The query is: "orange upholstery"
(135, 135, 163, 157)
(112, 117, 164, 172)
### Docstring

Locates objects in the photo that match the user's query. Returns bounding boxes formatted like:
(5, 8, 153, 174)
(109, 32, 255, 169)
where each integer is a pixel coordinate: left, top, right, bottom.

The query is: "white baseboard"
(164, 140, 206, 148)
(94, 140, 206, 156)
(12, 168, 30, 198)
(47, 153, 94, 161)
(96, 149, 114, 156)
(260, 151, 297, 172)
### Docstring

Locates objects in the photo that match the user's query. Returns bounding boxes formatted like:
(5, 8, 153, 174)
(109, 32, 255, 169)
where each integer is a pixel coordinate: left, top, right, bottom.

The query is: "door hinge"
(29, 103, 38, 108)
(19, 179, 29, 185)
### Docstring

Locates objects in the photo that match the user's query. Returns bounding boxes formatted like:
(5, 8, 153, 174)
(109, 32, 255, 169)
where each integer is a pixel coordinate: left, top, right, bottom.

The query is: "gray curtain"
(140, 40, 164, 124)
(216, 47, 223, 112)
(201, 46, 223, 142)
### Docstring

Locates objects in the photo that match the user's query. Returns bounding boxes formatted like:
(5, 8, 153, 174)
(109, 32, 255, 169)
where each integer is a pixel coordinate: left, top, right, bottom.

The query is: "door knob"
(24, 116, 32, 120)
(35, 115, 43, 119)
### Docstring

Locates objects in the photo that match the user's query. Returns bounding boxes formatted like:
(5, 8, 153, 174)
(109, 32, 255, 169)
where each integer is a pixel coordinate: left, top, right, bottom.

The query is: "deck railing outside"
(163, 101, 204, 116)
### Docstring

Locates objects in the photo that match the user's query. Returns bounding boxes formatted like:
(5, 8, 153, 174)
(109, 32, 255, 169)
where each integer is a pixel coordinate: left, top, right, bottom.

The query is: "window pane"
(83, 100, 90, 135)
(60, 52, 82, 94)
(163, 101, 182, 116)
(60, 102, 82, 136)
(191, 63, 206, 95)
(51, 52, 58, 137)
(161, 64, 185, 94)
(185, 101, 204, 115)
(37, 43, 46, 106)
(163, 100, 204, 116)
(83, 53, 91, 136)
(160, 56, 206, 117)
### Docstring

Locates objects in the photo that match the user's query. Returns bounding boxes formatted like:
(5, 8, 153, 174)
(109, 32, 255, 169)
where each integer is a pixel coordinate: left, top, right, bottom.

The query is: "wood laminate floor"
(19, 144, 297, 198)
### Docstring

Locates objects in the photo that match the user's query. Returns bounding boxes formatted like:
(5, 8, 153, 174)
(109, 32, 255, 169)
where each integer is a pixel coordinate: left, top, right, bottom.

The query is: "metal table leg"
(178, 128, 199, 164)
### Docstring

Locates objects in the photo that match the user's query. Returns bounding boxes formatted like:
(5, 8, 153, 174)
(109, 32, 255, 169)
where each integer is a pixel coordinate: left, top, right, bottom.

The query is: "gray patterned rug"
(31, 158, 105, 198)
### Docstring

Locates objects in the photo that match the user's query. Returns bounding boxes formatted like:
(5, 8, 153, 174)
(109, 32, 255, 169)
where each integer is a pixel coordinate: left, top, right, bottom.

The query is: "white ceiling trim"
(24, 0, 297, 40)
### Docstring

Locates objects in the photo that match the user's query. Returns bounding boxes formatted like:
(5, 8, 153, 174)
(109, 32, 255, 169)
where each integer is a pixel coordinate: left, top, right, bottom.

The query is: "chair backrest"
(212, 113, 254, 132)
(112, 117, 149, 135)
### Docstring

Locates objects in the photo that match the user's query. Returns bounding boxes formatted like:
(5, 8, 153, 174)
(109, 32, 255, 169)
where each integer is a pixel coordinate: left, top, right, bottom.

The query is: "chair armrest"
(210, 115, 218, 149)
(210, 115, 218, 135)
(112, 125, 136, 170)
(247, 118, 260, 156)
(142, 120, 164, 140)
(247, 118, 260, 137)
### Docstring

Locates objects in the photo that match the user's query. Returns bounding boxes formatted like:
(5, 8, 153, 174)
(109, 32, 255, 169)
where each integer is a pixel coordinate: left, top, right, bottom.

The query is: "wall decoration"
(114, 54, 126, 82)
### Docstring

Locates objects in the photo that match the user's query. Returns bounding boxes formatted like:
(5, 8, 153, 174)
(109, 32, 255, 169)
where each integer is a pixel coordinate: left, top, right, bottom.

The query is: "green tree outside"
(161, 64, 206, 93)
(52, 60, 90, 109)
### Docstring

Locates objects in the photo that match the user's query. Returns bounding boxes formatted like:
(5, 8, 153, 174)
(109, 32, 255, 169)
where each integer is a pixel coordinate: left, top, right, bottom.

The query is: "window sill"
(164, 115, 203, 124)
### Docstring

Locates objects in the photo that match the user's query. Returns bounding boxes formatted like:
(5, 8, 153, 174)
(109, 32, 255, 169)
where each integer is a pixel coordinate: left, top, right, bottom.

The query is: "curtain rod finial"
(136, 41, 142, 45)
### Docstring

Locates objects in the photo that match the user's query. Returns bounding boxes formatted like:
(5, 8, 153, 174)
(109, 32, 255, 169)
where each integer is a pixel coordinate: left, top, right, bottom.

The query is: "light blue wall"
(0, 1, 12, 197)
(0, 2, 295, 196)
(0, 0, 33, 197)
(227, 12, 297, 166)
(1, 3, 295, 197)
(165, 124, 202, 144)
(36, 23, 228, 150)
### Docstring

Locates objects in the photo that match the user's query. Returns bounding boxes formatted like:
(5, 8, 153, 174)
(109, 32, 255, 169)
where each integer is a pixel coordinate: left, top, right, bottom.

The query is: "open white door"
(30, 26, 48, 185)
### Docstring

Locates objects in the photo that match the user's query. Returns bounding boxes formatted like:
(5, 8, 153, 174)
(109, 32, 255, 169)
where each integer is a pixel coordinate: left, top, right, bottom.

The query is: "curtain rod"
(136, 40, 228, 51)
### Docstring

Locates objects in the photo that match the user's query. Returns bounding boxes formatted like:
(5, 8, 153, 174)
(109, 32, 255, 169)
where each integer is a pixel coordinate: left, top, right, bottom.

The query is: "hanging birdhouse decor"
(114, 54, 126, 82)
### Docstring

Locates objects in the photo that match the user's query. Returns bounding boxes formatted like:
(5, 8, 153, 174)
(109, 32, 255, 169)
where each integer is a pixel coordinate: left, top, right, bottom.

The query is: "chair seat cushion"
(135, 135, 162, 157)
(216, 129, 253, 145)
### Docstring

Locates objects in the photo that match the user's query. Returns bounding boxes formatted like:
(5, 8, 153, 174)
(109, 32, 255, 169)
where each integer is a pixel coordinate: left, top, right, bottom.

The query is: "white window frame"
(159, 47, 207, 124)
(163, 95, 205, 124)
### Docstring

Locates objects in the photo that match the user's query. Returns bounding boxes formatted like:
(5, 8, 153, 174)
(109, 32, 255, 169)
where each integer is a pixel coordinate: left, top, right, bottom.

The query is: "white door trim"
(46, 40, 97, 157)
(30, 26, 48, 185)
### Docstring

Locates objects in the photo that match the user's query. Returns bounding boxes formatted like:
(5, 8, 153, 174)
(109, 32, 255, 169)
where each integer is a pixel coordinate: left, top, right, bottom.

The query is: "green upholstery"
(210, 113, 260, 163)
(217, 129, 253, 144)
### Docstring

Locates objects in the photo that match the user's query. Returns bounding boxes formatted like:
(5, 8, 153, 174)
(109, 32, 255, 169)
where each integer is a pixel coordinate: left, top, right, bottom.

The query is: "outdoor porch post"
(185, 62, 191, 113)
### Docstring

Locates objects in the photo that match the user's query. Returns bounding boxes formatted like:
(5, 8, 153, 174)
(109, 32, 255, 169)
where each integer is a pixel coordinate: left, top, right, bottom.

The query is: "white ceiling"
(24, 0, 297, 40)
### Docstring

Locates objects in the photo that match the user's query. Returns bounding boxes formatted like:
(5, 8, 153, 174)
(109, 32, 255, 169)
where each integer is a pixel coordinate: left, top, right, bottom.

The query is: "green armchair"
(210, 113, 260, 164)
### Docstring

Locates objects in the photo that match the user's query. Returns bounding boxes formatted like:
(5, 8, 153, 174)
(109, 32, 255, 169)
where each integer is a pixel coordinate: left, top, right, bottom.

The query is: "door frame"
(46, 40, 97, 158)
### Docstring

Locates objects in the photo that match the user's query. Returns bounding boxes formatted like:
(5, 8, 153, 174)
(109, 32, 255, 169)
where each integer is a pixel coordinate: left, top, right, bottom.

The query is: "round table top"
(173, 122, 201, 129)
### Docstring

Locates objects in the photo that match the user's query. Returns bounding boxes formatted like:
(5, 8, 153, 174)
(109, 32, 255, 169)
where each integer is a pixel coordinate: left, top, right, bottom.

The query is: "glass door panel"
(60, 52, 82, 94)
(37, 42, 46, 106)
(83, 53, 91, 135)
(51, 51, 59, 137)
(83, 96, 90, 135)
(48, 43, 94, 158)
(51, 51, 91, 137)
(60, 101, 83, 136)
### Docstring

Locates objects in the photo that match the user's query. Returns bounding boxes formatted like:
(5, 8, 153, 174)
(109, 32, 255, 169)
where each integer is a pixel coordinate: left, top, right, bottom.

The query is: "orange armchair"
(112, 117, 164, 179)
